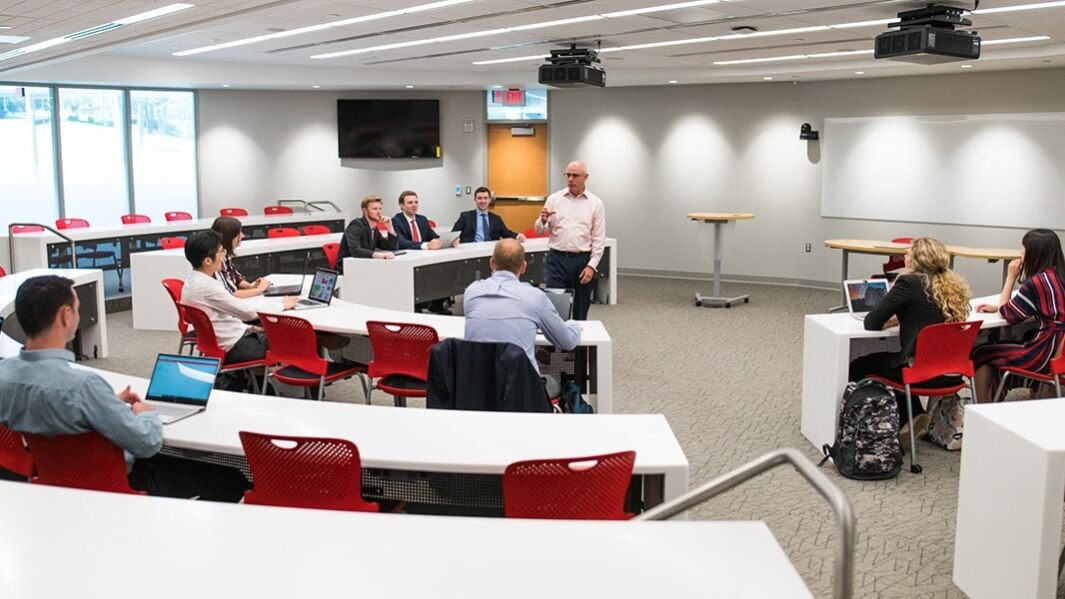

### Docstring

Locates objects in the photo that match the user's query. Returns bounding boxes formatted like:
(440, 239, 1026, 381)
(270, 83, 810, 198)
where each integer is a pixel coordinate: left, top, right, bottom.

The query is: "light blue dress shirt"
(463, 270, 581, 372)
(0, 348, 163, 467)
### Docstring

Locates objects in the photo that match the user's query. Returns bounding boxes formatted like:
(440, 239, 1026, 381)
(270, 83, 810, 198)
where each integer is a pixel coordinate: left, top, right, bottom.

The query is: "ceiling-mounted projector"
(538, 45, 605, 88)
(874, 4, 980, 64)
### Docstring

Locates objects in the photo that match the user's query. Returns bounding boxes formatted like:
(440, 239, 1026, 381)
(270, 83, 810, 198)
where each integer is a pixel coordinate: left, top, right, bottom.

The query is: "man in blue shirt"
(451, 187, 526, 246)
(0, 275, 247, 500)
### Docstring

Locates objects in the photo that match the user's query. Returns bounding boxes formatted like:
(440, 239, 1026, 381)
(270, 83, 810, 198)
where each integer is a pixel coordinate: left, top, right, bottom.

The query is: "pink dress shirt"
(535, 188, 606, 270)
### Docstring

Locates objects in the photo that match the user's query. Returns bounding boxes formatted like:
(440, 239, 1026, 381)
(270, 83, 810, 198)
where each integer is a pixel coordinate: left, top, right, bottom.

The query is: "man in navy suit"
(392, 190, 443, 251)
(451, 187, 526, 247)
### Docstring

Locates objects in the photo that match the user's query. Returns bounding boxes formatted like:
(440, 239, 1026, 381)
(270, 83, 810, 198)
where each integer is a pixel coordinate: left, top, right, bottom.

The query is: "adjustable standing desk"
(685, 213, 754, 309)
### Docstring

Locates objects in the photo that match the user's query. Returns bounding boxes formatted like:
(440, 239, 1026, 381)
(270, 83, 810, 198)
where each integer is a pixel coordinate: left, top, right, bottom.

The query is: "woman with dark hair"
(974, 228, 1065, 402)
(210, 216, 269, 298)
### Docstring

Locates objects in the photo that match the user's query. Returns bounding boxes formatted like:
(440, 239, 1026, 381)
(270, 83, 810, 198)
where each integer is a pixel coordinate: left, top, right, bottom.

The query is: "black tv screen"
(337, 99, 440, 159)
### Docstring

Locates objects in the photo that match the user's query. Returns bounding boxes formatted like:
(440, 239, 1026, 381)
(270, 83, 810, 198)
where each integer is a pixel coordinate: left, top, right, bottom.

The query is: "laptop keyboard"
(146, 402, 200, 422)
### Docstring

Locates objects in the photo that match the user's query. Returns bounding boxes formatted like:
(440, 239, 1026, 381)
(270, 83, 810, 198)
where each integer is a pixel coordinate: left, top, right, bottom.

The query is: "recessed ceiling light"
(0, 26, 11, 30)
(960, 64, 973, 69)
(854, 71, 865, 75)
(312, 85, 321, 88)
(668, 80, 678, 84)
(491, 84, 502, 88)
(763, 76, 773, 80)
(405, 85, 415, 89)
(222, 84, 231, 88)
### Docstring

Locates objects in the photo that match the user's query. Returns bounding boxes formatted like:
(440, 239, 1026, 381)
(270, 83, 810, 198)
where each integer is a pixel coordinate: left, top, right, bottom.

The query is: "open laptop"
(144, 353, 221, 424)
(543, 287, 574, 320)
(263, 251, 310, 297)
(844, 279, 890, 320)
(292, 267, 338, 310)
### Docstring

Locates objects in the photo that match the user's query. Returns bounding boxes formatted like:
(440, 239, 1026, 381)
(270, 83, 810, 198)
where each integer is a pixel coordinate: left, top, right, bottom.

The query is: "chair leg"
(394, 395, 406, 407)
(966, 379, 978, 406)
(360, 374, 372, 404)
(906, 385, 921, 474)
(248, 370, 261, 395)
(992, 371, 1011, 402)
(316, 376, 325, 401)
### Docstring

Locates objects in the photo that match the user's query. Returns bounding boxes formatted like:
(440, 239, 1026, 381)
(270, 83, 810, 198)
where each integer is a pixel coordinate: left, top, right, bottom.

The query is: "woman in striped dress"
(974, 229, 1065, 402)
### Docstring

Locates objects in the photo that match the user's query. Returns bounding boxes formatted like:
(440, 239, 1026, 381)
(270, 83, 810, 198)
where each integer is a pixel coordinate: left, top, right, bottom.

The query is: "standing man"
(393, 190, 443, 251)
(338, 195, 398, 267)
(452, 186, 526, 246)
(535, 160, 606, 320)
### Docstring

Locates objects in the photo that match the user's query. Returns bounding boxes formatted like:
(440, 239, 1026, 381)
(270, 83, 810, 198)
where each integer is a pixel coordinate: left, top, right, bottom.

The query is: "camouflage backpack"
(819, 378, 902, 480)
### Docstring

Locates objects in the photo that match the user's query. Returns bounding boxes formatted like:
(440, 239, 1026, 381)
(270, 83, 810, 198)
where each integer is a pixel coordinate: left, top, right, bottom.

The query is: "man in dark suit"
(451, 186, 526, 247)
(392, 190, 443, 251)
(337, 195, 398, 271)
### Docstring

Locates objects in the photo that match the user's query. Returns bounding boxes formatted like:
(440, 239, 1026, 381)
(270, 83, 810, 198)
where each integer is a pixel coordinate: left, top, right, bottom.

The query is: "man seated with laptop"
(0, 275, 248, 500)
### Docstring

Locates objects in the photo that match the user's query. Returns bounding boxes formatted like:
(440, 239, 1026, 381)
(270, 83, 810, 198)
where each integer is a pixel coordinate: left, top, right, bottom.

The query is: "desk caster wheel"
(724, 303, 731, 308)
(744, 298, 750, 304)
(910, 464, 923, 474)
(695, 300, 702, 307)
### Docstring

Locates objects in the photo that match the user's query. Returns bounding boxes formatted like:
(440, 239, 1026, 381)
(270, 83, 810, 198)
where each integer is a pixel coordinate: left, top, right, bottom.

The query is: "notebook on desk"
(144, 353, 220, 424)
(263, 251, 310, 297)
(844, 279, 890, 320)
(292, 268, 338, 310)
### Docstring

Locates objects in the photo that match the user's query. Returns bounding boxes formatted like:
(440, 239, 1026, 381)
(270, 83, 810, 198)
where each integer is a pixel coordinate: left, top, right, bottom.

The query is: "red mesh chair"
(524, 226, 548, 239)
(865, 320, 982, 474)
(503, 451, 636, 520)
(994, 347, 1065, 402)
(322, 243, 340, 270)
(879, 237, 913, 278)
(258, 312, 367, 401)
(427, 219, 437, 228)
(159, 236, 186, 250)
(267, 227, 300, 239)
(55, 218, 124, 291)
(121, 214, 151, 224)
(302, 225, 331, 236)
(0, 266, 5, 278)
(366, 321, 439, 407)
(161, 279, 196, 355)
(0, 423, 34, 478)
(165, 211, 193, 222)
(181, 303, 266, 393)
(220, 208, 249, 217)
(264, 206, 294, 216)
(55, 217, 91, 230)
(11, 225, 45, 234)
(239, 431, 379, 512)
(21, 431, 143, 495)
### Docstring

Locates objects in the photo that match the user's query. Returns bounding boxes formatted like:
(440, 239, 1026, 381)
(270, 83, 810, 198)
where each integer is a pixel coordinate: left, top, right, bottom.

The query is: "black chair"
(427, 339, 550, 413)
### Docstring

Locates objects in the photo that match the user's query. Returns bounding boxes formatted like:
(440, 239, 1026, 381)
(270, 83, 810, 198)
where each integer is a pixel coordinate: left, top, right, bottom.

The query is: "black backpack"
(819, 378, 902, 480)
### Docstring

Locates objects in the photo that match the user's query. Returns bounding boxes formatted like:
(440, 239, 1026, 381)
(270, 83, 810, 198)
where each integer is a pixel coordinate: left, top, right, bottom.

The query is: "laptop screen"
(307, 268, 338, 303)
(845, 279, 890, 313)
(146, 354, 220, 406)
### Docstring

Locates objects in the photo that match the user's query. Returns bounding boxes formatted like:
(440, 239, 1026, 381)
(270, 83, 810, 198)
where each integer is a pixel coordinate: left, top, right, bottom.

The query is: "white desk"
(0, 268, 108, 359)
(0, 481, 811, 599)
(341, 237, 618, 312)
(954, 399, 1065, 599)
(800, 297, 1007, 450)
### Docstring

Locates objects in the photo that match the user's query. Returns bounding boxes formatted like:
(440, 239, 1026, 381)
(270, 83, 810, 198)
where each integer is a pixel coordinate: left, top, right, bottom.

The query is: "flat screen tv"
(337, 99, 440, 159)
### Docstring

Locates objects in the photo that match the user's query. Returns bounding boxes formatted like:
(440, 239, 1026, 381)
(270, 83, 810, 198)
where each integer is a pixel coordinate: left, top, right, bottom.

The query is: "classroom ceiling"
(1, 0, 1063, 89)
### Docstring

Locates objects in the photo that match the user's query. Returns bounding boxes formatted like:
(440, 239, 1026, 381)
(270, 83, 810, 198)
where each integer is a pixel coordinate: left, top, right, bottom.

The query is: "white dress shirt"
(181, 271, 258, 351)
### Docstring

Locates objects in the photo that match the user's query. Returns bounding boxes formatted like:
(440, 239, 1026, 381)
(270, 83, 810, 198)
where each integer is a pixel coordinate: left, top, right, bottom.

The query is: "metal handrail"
(635, 448, 855, 599)
(7, 223, 77, 273)
(277, 198, 309, 212)
(308, 200, 341, 213)
(276, 199, 341, 213)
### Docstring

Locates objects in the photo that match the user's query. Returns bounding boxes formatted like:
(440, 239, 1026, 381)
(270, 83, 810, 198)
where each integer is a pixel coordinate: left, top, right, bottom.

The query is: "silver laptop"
(292, 267, 338, 310)
(845, 279, 890, 320)
(263, 251, 310, 297)
(144, 353, 220, 424)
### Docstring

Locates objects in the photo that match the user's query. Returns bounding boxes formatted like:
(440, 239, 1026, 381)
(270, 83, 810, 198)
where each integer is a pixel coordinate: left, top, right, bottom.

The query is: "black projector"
(538, 64, 606, 88)
(875, 25, 980, 63)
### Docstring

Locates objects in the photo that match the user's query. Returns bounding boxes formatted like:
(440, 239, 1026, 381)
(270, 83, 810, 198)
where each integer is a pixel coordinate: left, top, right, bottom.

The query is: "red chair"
(264, 206, 294, 216)
(181, 303, 266, 393)
(161, 279, 197, 355)
(427, 219, 437, 228)
(366, 321, 439, 407)
(322, 243, 340, 270)
(55, 218, 123, 291)
(865, 321, 982, 474)
(21, 431, 143, 495)
(302, 225, 331, 236)
(0, 423, 34, 478)
(257, 312, 367, 401)
(10, 225, 45, 234)
(239, 431, 379, 512)
(55, 218, 90, 230)
(0, 266, 6, 278)
(524, 226, 548, 239)
(994, 348, 1065, 402)
(220, 208, 249, 217)
(267, 227, 300, 239)
(164, 211, 193, 222)
(121, 214, 151, 225)
(503, 451, 636, 520)
(880, 237, 913, 277)
(159, 237, 186, 250)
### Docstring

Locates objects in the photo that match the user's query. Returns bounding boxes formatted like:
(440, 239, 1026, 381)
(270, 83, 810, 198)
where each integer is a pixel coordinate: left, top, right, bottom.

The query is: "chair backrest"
(159, 236, 186, 250)
(239, 431, 379, 512)
(180, 302, 227, 360)
(220, 207, 249, 217)
(427, 339, 550, 412)
(302, 225, 331, 236)
(164, 211, 193, 222)
(366, 321, 439, 381)
(264, 206, 294, 215)
(427, 219, 437, 228)
(882, 237, 913, 273)
(524, 226, 549, 239)
(22, 431, 143, 494)
(258, 312, 328, 375)
(903, 320, 982, 385)
(0, 422, 34, 478)
(0, 265, 6, 278)
(11, 225, 45, 234)
(267, 227, 300, 239)
(121, 214, 151, 225)
(161, 279, 190, 335)
(322, 243, 340, 270)
(55, 218, 90, 230)
(503, 451, 636, 520)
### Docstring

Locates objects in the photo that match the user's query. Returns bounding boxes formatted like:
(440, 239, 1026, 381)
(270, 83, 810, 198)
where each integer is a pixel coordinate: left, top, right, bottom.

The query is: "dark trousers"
(225, 330, 267, 364)
(129, 454, 249, 502)
(545, 250, 593, 320)
(849, 352, 961, 422)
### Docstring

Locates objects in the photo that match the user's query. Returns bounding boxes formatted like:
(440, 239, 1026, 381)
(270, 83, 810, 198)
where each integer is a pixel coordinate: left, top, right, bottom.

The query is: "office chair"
(877, 237, 913, 281)
(993, 348, 1065, 402)
(524, 226, 548, 239)
(257, 312, 367, 401)
(264, 206, 294, 216)
(220, 208, 249, 217)
(322, 243, 340, 270)
(22, 431, 143, 495)
(160, 279, 197, 355)
(267, 227, 300, 239)
(121, 214, 151, 224)
(503, 451, 636, 520)
(159, 237, 186, 250)
(366, 321, 438, 407)
(181, 303, 266, 393)
(164, 211, 193, 222)
(301, 225, 331, 236)
(0, 422, 34, 479)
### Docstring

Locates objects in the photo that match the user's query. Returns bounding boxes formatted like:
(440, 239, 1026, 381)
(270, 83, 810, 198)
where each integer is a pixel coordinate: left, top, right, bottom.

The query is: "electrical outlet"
(804, 243, 812, 253)
(465, 186, 472, 195)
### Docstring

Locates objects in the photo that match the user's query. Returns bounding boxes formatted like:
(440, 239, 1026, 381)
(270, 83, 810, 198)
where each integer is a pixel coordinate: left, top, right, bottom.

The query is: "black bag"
(819, 378, 902, 480)
(556, 381, 594, 414)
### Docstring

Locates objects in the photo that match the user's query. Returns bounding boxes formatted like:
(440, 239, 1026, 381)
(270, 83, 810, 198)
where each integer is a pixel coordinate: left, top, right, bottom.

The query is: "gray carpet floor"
(91, 275, 1056, 598)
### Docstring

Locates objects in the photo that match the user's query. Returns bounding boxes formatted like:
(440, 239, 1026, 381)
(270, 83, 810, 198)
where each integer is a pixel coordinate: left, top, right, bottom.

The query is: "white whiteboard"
(821, 113, 1065, 228)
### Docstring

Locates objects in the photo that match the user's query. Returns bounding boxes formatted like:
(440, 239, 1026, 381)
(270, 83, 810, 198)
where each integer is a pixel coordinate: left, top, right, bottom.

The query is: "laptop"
(543, 287, 574, 320)
(292, 267, 338, 310)
(144, 353, 221, 424)
(263, 251, 310, 297)
(844, 279, 890, 320)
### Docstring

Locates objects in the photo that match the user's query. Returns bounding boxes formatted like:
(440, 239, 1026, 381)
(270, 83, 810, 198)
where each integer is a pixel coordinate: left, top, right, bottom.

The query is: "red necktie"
(410, 219, 421, 242)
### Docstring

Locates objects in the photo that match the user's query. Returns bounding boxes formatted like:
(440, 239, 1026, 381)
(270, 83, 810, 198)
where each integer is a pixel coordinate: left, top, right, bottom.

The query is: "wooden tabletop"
(949, 246, 1021, 260)
(824, 239, 1020, 261)
(686, 212, 755, 222)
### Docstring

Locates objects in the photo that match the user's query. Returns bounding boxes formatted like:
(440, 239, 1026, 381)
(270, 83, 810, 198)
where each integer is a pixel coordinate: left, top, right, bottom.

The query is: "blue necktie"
(477, 213, 489, 242)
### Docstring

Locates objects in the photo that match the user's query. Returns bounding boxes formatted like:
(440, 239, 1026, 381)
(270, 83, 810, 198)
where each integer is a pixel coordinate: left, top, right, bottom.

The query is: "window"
(58, 87, 129, 225)
(0, 85, 58, 229)
(130, 90, 197, 221)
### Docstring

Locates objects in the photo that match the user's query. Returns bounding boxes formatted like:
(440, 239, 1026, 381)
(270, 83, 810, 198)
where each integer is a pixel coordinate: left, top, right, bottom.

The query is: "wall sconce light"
(800, 123, 819, 141)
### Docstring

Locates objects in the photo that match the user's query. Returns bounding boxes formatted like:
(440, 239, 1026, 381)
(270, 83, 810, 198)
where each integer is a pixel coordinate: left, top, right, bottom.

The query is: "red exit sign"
(492, 89, 525, 106)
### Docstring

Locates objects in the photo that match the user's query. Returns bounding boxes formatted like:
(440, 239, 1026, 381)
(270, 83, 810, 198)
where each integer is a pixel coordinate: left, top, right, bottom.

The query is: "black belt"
(550, 249, 591, 257)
